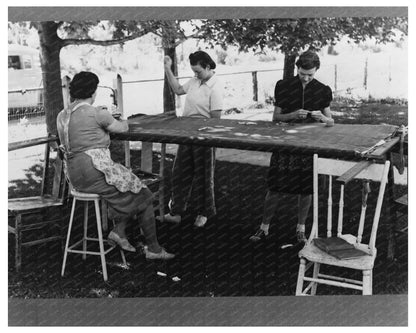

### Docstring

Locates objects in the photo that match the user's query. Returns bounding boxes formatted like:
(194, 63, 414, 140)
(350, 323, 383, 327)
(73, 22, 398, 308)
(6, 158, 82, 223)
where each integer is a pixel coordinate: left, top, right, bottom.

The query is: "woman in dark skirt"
(250, 50, 334, 243)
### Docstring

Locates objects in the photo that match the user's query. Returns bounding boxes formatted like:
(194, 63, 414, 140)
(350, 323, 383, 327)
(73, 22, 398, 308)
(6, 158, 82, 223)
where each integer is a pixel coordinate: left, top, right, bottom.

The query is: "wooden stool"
(61, 188, 126, 281)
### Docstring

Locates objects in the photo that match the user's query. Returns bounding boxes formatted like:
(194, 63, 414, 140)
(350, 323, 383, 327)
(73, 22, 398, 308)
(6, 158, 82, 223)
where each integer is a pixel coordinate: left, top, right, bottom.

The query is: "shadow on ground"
(8, 151, 408, 298)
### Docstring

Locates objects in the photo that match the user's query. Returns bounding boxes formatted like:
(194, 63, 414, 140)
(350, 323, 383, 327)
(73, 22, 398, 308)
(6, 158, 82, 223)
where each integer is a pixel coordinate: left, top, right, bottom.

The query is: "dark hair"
(189, 51, 216, 70)
(295, 50, 320, 70)
(69, 71, 99, 99)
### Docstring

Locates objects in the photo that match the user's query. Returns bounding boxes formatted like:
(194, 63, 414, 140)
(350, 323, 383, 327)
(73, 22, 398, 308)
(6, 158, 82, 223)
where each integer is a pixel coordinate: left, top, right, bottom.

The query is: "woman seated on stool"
(57, 71, 174, 260)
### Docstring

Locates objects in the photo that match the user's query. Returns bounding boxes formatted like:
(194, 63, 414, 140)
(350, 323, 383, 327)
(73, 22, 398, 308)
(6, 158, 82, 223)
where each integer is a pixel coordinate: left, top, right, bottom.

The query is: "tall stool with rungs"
(61, 188, 126, 281)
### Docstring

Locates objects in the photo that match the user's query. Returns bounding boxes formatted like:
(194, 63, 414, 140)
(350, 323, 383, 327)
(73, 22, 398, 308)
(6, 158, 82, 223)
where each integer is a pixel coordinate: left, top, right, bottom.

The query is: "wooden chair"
(8, 136, 68, 272)
(295, 154, 390, 296)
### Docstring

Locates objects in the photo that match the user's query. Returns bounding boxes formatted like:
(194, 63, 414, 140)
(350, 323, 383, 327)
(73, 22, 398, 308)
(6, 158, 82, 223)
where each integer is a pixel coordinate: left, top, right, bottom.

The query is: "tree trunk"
(283, 52, 297, 80)
(162, 22, 178, 113)
(38, 22, 64, 136)
(163, 47, 177, 113)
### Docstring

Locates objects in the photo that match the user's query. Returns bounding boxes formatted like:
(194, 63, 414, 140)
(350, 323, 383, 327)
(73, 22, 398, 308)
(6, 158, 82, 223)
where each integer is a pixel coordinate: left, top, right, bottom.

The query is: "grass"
(8, 100, 408, 298)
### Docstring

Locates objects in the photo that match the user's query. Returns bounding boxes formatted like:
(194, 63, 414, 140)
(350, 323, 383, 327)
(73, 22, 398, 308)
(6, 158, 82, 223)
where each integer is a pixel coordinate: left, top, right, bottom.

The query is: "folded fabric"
(313, 237, 368, 260)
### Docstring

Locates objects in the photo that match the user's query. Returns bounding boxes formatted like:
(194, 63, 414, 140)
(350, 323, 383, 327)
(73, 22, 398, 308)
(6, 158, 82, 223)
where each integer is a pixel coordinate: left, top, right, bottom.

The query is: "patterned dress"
(267, 75, 333, 194)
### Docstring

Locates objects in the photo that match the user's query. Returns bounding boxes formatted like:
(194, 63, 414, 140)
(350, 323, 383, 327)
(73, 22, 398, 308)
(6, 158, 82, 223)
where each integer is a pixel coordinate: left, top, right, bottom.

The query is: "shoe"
(144, 246, 175, 260)
(108, 231, 136, 252)
(249, 228, 268, 242)
(194, 215, 207, 227)
(162, 213, 181, 224)
(296, 230, 307, 243)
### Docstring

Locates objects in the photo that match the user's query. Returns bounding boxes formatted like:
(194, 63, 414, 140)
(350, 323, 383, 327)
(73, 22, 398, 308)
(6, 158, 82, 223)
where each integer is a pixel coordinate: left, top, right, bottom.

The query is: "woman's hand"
(311, 110, 326, 122)
(164, 56, 172, 71)
(295, 109, 310, 120)
(311, 110, 334, 126)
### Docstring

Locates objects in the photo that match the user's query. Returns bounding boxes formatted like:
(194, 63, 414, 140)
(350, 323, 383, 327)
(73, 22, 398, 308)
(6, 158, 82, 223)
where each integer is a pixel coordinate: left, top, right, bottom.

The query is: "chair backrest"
(41, 137, 68, 203)
(309, 154, 390, 255)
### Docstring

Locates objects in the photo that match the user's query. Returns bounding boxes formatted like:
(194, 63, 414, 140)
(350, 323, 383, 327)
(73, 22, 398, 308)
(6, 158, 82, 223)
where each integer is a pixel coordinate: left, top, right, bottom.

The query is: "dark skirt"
(67, 152, 153, 220)
(267, 151, 313, 195)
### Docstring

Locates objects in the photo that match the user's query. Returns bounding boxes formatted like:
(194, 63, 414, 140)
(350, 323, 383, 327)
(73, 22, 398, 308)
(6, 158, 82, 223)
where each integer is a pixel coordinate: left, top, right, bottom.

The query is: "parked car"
(8, 44, 43, 118)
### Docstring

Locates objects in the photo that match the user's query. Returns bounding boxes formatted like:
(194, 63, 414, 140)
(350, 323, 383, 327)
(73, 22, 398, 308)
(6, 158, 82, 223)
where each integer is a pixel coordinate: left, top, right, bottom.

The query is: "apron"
(57, 102, 145, 194)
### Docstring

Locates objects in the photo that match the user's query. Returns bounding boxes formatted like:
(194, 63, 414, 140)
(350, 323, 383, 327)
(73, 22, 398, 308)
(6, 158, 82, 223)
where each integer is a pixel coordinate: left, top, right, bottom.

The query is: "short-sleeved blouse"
(182, 74, 223, 118)
(274, 75, 332, 123)
(67, 105, 115, 153)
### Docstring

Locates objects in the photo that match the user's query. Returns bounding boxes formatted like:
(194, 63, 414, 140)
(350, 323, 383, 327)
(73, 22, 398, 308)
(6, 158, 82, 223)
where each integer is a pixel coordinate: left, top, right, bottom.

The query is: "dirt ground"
(8, 101, 408, 298)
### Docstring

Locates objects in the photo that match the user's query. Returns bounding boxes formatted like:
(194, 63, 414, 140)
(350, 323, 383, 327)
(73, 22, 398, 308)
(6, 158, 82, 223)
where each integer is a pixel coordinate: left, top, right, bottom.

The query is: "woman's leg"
(261, 190, 280, 229)
(193, 146, 216, 218)
(138, 204, 162, 253)
(111, 216, 129, 238)
(250, 190, 279, 241)
(170, 145, 194, 216)
(297, 194, 312, 242)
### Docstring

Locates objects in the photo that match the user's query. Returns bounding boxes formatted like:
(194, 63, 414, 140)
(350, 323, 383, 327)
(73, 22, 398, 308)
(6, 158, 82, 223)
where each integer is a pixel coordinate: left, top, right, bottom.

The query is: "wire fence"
(8, 57, 404, 121)
(8, 88, 44, 121)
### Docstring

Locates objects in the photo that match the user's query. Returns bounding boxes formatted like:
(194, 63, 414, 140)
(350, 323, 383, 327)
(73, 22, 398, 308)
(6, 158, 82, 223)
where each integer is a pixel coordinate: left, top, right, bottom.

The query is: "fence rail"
(8, 57, 396, 122)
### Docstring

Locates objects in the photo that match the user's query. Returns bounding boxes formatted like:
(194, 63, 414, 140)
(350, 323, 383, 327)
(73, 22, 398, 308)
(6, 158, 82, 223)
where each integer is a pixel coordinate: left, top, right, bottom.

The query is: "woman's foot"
(249, 228, 268, 242)
(144, 246, 175, 260)
(108, 231, 136, 252)
(194, 215, 207, 227)
(296, 224, 307, 243)
(163, 213, 181, 224)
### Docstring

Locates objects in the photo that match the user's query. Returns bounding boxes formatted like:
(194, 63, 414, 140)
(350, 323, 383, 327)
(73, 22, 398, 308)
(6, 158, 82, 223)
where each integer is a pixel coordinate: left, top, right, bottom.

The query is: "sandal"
(249, 228, 268, 242)
(144, 246, 175, 260)
(108, 231, 136, 252)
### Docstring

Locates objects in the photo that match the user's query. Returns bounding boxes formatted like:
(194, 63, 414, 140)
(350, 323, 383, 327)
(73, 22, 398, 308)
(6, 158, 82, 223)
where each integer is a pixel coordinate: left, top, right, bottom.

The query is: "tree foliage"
(196, 17, 408, 77)
(9, 17, 408, 134)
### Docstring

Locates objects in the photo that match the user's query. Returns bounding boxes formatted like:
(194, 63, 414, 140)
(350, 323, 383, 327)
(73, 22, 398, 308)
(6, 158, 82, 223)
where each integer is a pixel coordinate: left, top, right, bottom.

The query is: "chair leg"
(82, 201, 89, 260)
(14, 214, 22, 273)
(62, 198, 77, 277)
(362, 270, 372, 295)
(120, 249, 127, 266)
(311, 263, 320, 295)
(296, 258, 306, 295)
(94, 199, 108, 281)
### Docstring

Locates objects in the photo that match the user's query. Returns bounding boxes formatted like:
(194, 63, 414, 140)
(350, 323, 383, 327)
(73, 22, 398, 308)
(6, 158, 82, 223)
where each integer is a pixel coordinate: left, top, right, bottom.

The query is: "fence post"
(113, 74, 131, 168)
(62, 76, 71, 109)
(363, 57, 368, 90)
(334, 65, 338, 93)
(252, 71, 258, 102)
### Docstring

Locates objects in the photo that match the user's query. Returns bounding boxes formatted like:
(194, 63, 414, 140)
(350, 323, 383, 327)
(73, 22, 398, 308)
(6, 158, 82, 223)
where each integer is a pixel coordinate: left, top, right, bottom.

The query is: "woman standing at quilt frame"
(250, 50, 334, 243)
(163, 51, 223, 227)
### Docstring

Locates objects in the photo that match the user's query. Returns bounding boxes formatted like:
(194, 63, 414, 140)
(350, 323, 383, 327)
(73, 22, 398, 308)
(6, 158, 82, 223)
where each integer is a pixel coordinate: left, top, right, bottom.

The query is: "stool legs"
(61, 195, 128, 281)
(82, 201, 89, 260)
(94, 199, 108, 281)
(61, 197, 77, 277)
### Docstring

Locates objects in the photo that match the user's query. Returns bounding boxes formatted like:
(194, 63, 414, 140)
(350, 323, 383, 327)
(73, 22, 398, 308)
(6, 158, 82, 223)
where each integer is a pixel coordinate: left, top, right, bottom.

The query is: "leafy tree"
(17, 20, 192, 135)
(31, 20, 159, 135)
(196, 17, 408, 79)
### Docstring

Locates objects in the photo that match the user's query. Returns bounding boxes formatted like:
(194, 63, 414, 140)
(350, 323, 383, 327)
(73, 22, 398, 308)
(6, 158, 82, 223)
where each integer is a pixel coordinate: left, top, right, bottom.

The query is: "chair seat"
(8, 196, 63, 213)
(299, 243, 376, 270)
(70, 188, 101, 200)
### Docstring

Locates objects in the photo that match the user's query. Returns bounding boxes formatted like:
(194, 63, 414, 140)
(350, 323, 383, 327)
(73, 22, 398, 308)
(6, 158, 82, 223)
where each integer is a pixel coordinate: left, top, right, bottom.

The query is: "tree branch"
(61, 30, 149, 47)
